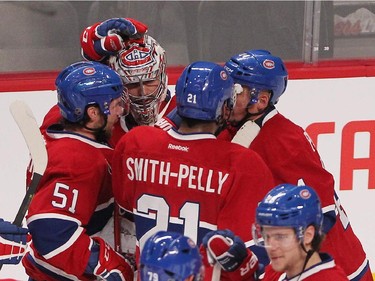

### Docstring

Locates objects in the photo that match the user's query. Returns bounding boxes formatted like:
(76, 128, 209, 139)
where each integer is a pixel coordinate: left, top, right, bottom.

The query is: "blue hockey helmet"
(55, 61, 123, 122)
(224, 49, 288, 105)
(175, 61, 235, 121)
(255, 184, 322, 240)
(140, 231, 203, 281)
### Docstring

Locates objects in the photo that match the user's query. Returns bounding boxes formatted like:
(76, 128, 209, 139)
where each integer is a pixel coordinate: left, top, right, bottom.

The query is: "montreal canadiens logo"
(263, 59, 275, 69)
(83, 67, 96, 75)
(300, 189, 311, 199)
(220, 70, 228, 80)
(120, 46, 153, 68)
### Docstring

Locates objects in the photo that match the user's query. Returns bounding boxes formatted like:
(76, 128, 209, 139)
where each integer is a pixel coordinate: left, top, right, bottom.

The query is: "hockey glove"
(201, 229, 259, 280)
(0, 219, 28, 265)
(86, 236, 134, 281)
(81, 18, 148, 61)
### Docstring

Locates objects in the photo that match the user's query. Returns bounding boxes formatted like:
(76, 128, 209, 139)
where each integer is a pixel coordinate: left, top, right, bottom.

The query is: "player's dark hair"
(61, 104, 109, 144)
(62, 104, 97, 128)
(296, 224, 324, 281)
(181, 116, 214, 128)
(311, 225, 324, 252)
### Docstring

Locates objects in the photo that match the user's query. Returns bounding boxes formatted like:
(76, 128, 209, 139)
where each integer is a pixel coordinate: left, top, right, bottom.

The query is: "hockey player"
(33, 18, 177, 264)
(79, 17, 178, 256)
(112, 61, 275, 281)
(22, 62, 134, 281)
(42, 18, 176, 146)
(140, 231, 204, 281)
(202, 184, 349, 280)
(0, 219, 28, 265)
(81, 17, 177, 145)
(219, 49, 372, 281)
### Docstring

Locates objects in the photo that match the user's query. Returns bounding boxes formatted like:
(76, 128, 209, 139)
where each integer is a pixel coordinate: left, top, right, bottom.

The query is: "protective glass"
(252, 224, 298, 249)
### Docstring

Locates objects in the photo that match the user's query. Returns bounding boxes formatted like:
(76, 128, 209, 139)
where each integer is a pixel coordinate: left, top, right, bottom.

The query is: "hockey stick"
(0, 101, 47, 270)
(212, 263, 221, 281)
(114, 203, 122, 253)
(9, 101, 48, 226)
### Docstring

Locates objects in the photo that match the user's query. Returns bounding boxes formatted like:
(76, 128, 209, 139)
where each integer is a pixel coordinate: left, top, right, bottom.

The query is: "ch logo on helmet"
(220, 70, 228, 80)
(263, 59, 275, 70)
(300, 189, 311, 199)
(83, 67, 96, 75)
(120, 46, 153, 68)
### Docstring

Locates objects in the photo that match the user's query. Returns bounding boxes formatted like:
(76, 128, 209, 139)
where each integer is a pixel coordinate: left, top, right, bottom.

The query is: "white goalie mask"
(109, 35, 168, 126)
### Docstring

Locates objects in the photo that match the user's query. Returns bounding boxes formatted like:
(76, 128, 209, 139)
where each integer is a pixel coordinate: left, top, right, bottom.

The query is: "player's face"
(227, 85, 251, 124)
(228, 85, 270, 124)
(126, 79, 161, 98)
(263, 226, 306, 278)
(104, 96, 124, 135)
(125, 78, 165, 125)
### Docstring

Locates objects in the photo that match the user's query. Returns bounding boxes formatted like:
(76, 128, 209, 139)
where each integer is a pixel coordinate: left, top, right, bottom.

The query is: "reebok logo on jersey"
(168, 143, 189, 152)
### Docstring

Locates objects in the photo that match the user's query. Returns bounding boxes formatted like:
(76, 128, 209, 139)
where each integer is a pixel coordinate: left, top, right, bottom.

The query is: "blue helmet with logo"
(55, 61, 123, 122)
(255, 184, 322, 238)
(140, 231, 203, 281)
(224, 49, 288, 105)
(176, 61, 235, 121)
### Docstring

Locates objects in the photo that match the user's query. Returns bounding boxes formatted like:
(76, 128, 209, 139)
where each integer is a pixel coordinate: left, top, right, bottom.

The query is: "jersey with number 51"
(23, 124, 114, 280)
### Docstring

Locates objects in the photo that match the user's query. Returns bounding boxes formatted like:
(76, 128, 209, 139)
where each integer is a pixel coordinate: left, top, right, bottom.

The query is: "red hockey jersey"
(219, 109, 371, 281)
(112, 126, 275, 281)
(28, 105, 115, 235)
(23, 127, 114, 280)
(262, 253, 348, 281)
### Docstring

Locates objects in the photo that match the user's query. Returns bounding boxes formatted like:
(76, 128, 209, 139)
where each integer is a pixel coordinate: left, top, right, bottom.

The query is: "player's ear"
(258, 91, 271, 108)
(303, 225, 315, 246)
(86, 105, 101, 120)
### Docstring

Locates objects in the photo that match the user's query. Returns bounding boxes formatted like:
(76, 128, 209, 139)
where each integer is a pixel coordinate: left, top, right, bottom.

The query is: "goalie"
(81, 17, 178, 142)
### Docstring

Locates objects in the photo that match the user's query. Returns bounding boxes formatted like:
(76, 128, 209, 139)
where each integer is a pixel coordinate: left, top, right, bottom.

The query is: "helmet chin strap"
(231, 104, 275, 129)
(245, 108, 267, 120)
(216, 102, 234, 136)
(296, 247, 315, 281)
(296, 231, 316, 281)
(214, 114, 227, 136)
(83, 115, 109, 143)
